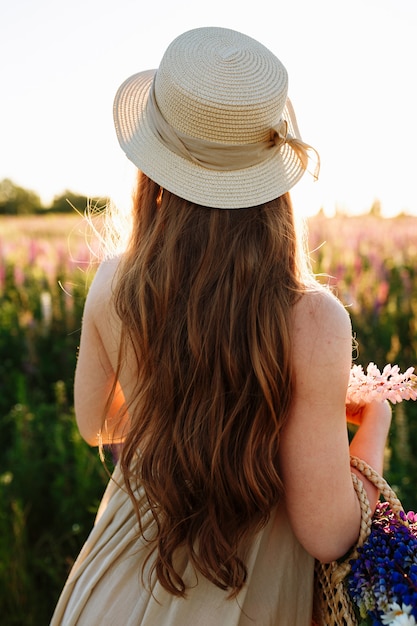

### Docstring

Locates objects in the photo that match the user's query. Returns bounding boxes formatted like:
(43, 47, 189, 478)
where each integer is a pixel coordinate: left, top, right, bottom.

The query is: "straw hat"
(113, 27, 316, 209)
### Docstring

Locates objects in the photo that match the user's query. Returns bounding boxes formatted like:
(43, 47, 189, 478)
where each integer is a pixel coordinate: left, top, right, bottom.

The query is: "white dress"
(50, 464, 314, 625)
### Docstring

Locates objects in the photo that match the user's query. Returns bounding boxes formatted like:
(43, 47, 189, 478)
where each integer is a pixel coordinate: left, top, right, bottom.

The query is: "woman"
(51, 27, 391, 625)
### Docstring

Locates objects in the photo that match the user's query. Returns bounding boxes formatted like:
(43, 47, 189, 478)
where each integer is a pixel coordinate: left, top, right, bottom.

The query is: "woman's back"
(76, 190, 316, 594)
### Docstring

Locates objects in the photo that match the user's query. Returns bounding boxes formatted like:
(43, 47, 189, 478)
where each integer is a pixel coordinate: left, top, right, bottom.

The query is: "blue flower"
(347, 502, 417, 624)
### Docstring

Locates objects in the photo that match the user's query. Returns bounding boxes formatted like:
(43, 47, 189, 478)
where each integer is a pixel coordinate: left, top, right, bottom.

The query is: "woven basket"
(313, 456, 404, 626)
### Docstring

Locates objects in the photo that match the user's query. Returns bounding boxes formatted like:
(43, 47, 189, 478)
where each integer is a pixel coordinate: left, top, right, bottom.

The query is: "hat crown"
(154, 28, 288, 144)
(113, 27, 314, 209)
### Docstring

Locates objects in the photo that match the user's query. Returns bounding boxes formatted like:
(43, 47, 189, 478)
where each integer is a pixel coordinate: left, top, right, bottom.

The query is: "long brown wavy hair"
(110, 171, 310, 597)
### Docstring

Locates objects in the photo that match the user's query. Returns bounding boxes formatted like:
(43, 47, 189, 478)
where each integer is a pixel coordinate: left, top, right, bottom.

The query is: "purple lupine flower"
(347, 502, 417, 624)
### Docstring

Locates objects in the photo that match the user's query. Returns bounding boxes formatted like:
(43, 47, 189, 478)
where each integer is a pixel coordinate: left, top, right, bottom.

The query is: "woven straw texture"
(313, 457, 404, 626)
(113, 27, 309, 209)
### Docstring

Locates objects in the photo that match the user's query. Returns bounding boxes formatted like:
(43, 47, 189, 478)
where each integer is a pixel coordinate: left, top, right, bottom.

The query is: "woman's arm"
(347, 399, 392, 506)
(279, 290, 391, 563)
(74, 258, 129, 446)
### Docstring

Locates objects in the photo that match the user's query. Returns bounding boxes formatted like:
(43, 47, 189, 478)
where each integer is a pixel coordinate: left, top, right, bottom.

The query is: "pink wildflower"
(347, 362, 417, 404)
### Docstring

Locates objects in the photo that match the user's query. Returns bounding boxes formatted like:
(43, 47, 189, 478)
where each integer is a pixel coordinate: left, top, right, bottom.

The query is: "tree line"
(0, 178, 107, 215)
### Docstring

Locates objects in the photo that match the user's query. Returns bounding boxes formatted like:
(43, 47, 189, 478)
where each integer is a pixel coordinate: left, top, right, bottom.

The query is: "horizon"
(2, 179, 417, 221)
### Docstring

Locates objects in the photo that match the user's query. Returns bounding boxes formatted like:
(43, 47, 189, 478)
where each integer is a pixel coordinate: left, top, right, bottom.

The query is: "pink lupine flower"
(347, 362, 417, 404)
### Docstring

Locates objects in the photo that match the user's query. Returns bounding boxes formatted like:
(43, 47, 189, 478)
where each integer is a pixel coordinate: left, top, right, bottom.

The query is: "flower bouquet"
(314, 364, 417, 626)
(347, 502, 417, 625)
(346, 364, 417, 625)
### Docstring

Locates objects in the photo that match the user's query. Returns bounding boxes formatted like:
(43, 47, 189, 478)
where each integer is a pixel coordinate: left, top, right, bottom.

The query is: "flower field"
(1, 212, 417, 624)
(0, 215, 107, 625)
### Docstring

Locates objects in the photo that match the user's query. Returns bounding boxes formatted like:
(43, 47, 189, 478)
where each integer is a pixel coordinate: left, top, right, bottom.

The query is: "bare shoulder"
(293, 289, 352, 359)
(84, 255, 123, 314)
(293, 288, 351, 337)
(79, 256, 124, 372)
(291, 288, 353, 398)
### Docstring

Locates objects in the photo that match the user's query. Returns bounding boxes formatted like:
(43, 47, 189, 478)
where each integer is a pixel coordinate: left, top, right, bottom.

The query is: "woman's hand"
(349, 399, 392, 510)
(346, 398, 393, 427)
(346, 399, 366, 425)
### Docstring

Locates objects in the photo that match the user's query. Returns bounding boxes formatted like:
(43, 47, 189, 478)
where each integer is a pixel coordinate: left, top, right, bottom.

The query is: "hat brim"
(113, 70, 306, 209)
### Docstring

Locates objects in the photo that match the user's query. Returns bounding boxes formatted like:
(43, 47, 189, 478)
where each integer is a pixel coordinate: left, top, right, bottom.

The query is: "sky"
(1, 0, 416, 217)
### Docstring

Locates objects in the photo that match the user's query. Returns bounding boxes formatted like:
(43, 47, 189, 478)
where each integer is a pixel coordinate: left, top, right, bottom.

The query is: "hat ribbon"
(146, 82, 320, 178)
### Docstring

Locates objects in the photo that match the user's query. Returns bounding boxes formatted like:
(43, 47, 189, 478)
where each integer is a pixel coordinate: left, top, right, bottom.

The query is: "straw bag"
(313, 456, 404, 626)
